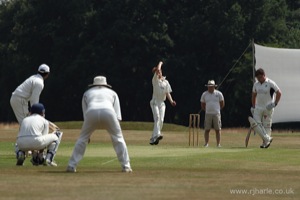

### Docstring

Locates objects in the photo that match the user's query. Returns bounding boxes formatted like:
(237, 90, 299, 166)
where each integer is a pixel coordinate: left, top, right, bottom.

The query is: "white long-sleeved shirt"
(151, 74, 172, 103)
(82, 86, 122, 120)
(18, 114, 49, 137)
(12, 74, 44, 105)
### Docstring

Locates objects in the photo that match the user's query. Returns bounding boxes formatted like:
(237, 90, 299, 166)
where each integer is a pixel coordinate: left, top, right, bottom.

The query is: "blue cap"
(31, 103, 45, 114)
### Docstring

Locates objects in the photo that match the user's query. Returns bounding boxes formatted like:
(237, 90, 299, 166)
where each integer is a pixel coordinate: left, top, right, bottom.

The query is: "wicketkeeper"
(15, 103, 63, 166)
(249, 68, 282, 148)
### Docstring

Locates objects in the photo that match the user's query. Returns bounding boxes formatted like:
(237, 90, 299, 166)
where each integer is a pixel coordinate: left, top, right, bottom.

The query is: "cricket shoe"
(264, 138, 273, 149)
(203, 144, 209, 148)
(122, 167, 133, 173)
(152, 135, 163, 145)
(66, 166, 77, 173)
(16, 151, 25, 166)
(45, 159, 58, 167)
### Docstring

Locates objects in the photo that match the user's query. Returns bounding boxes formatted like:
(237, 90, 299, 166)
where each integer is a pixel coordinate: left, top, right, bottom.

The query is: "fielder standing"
(249, 68, 281, 148)
(150, 61, 176, 145)
(10, 64, 50, 124)
(201, 80, 225, 147)
(66, 76, 132, 173)
(15, 103, 63, 166)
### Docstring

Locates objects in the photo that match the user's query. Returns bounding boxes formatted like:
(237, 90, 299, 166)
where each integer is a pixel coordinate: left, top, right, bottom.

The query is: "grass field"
(0, 122, 299, 200)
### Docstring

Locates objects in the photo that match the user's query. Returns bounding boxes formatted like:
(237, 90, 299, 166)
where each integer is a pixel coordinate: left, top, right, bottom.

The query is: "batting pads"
(46, 131, 63, 161)
(248, 117, 272, 143)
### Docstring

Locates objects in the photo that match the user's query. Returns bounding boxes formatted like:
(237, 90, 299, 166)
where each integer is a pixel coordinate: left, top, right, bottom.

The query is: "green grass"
(0, 125, 299, 200)
(53, 121, 188, 131)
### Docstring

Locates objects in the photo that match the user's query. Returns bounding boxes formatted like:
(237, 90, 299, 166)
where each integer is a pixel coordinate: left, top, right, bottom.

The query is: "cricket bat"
(245, 127, 252, 147)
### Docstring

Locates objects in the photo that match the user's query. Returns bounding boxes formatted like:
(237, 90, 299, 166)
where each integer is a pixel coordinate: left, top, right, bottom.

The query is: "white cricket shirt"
(18, 114, 49, 137)
(151, 74, 172, 103)
(200, 90, 224, 115)
(12, 74, 44, 105)
(252, 78, 280, 109)
(82, 86, 122, 120)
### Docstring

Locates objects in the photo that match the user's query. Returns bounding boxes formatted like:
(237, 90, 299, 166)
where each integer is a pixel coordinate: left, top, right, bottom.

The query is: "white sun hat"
(88, 76, 112, 88)
(205, 80, 217, 87)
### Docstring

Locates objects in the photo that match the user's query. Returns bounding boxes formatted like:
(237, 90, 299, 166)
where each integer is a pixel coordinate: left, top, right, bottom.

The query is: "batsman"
(249, 68, 282, 148)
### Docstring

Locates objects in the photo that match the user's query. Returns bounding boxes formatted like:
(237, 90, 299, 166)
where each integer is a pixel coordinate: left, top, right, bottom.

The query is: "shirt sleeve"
(82, 94, 87, 120)
(270, 80, 280, 92)
(165, 81, 172, 93)
(30, 80, 44, 105)
(252, 83, 257, 93)
(200, 92, 205, 103)
(113, 94, 122, 121)
(42, 119, 49, 135)
(219, 91, 224, 101)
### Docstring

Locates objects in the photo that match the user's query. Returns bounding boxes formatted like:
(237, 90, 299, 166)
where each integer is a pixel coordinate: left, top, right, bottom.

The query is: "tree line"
(1, 0, 300, 127)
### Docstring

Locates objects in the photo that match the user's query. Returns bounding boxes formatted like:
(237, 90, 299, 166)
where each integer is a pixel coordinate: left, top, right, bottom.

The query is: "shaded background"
(1, 0, 300, 127)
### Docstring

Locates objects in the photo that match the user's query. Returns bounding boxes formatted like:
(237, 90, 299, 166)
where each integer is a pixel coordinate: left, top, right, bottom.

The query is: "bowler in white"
(150, 61, 176, 145)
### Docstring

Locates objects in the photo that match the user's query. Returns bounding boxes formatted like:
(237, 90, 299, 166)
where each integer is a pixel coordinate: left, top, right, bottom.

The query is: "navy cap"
(31, 103, 45, 114)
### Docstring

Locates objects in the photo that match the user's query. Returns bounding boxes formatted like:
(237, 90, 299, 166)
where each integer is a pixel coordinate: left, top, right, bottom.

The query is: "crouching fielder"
(15, 103, 63, 166)
(249, 68, 281, 148)
(66, 76, 132, 173)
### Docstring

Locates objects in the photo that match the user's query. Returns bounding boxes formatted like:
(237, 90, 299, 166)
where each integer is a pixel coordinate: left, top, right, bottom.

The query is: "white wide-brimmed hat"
(88, 76, 112, 88)
(205, 80, 217, 87)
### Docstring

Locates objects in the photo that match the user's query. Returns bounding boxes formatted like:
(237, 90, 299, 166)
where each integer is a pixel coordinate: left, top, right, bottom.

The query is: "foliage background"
(1, 0, 300, 126)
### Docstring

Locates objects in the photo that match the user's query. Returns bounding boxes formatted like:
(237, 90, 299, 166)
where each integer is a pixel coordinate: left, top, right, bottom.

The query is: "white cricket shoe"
(66, 166, 76, 173)
(45, 159, 58, 167)
(203, 143, 209, 148)
(122, 167, 133, 173)
(217, 144, 222, 148)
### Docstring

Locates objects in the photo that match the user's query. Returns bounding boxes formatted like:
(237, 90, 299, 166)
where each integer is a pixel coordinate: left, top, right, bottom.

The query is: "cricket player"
(150, 61, 176, 145)
(15, 103, 63, 166)
(10, 64, 50, 124)
(66, 76, 132, 173)
(201, 80, 225, 147)
(249, 68, 281, 148)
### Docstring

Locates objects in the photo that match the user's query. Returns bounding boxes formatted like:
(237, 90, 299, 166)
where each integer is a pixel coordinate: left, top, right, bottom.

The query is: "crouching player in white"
(66, 76, 132, 173)
(249, 68, 281, 148)
(15, 103, 63, 166)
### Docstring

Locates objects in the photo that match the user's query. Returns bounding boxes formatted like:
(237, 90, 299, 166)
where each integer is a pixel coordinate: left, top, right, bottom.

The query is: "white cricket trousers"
(16, 134, 58, 151)
(150, 100, 165, 140)
(68, 108, 131, 169)
(10, 95, 29, 124)
(253, 107, 274, 136)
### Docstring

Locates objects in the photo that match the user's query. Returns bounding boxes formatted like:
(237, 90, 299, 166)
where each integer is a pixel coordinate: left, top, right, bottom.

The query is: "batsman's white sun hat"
(38, 64, 50, 73)
(205, 80, 217, 87)
(89, 76, 112, 88)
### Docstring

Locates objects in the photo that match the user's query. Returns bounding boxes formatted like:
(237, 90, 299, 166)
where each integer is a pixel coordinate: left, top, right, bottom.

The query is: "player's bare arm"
(275, 90, 282, 105)
(201, 102, 206, 111)
(166, 93, 176, 106)
(49, 121, 59, 131)
(220, 100, 225, 109)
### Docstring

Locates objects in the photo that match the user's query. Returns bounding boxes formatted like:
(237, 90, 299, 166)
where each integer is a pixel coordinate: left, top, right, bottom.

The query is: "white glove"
(250, 107, 255, 115)
(266, 102, 276, 110)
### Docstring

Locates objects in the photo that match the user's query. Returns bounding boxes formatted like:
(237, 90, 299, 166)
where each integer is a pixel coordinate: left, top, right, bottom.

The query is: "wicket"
(189, 114, 200, 146)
